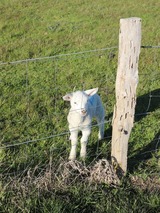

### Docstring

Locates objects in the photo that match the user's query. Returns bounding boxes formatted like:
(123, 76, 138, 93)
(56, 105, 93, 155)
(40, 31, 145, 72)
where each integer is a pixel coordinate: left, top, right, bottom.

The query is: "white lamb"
(63, 87, 105, 160)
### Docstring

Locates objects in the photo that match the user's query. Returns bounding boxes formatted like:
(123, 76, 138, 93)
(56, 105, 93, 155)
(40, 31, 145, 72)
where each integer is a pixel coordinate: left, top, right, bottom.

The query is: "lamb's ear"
(85, 88, 98, 96)
(63, 93, 72, 101)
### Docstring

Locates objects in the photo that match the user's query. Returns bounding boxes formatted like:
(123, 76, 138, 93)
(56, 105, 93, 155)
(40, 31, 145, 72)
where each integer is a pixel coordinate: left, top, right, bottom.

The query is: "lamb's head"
(63, 88, 98, 116)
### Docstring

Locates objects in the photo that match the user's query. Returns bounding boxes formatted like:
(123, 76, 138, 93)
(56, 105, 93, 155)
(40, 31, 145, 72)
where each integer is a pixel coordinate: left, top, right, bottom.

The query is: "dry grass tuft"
(88, 159, 120, 185)
(57, 160, 90, 186)
(1, 158, 160, 211)
(2, 159, 120, 195)
(57, 159, 120, 187)
(130, 175, 160, 193)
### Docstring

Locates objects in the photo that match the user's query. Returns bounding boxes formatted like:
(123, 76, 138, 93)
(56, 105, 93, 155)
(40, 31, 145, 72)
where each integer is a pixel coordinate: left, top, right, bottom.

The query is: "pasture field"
(0, 0, 160, 212)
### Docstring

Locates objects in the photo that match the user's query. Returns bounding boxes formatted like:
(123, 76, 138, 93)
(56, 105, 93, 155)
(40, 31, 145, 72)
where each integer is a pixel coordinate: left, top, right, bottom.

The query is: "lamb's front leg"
(80, 128, 91, 160)
(69, 130, 78, 160)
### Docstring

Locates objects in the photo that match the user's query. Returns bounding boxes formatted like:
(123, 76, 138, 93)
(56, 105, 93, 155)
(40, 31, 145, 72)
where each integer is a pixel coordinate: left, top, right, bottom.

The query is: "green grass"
(0, 0, 160, 212)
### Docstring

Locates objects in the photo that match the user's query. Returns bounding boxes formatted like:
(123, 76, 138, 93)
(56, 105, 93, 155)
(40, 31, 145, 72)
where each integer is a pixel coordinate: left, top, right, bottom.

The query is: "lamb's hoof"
(80, 153, 86, 161)
(68, 155, 76, 161)
(98, 135, 104, 141)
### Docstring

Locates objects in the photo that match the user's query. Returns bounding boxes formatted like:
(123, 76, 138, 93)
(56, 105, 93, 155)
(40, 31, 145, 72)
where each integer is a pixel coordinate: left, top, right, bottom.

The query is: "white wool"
(63, 88, 105, 160)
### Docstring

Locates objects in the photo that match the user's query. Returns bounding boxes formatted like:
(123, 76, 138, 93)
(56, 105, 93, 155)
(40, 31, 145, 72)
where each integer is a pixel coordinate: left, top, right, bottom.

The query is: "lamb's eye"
(74, 102, 77, 104)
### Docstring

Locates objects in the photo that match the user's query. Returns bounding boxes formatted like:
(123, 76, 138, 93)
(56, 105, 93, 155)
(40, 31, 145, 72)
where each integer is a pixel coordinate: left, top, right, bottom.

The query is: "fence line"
(0, 91, 159, 149)
(0, 120, 112, 149)
(0, 46, 118, 65)
(0, 45, 160, 66)
(1, 136, 159, 177)
(141, 45, 160, 48)
(1, 46, 117, 153)
(0, 45, 159, 158)
(0, 108, 159, 149)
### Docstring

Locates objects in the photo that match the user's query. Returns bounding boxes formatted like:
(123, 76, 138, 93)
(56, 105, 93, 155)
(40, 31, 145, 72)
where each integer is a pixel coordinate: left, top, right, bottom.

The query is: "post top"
(120, 17, 141, 22)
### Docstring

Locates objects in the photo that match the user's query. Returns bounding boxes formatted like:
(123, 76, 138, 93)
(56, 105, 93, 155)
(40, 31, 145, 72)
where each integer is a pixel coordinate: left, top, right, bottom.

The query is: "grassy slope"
(0, 0, 160, 61)
(0, 0, 160, 212)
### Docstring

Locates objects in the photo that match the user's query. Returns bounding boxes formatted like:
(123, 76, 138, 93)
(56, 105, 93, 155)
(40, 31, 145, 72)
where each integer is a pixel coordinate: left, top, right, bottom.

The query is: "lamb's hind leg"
(97, 117, 105, 140)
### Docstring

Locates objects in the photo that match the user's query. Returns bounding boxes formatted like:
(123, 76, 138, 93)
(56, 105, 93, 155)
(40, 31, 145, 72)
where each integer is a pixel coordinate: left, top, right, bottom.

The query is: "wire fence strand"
(0, 45, 159, 66)
(0, 46, 118, 65)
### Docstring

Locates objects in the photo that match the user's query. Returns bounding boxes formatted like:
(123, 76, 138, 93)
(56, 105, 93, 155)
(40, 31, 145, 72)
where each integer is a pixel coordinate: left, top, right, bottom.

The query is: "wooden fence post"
(111, 17, 141, 174)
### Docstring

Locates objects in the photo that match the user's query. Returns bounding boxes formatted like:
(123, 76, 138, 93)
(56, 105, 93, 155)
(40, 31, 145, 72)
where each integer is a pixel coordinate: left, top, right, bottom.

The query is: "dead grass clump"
(57, 159, 120, 186)
(1, 158, 120, 204)
(57, 160, 90, 186)
(88, 159, 120, 185)
(130, 175, 160, 193)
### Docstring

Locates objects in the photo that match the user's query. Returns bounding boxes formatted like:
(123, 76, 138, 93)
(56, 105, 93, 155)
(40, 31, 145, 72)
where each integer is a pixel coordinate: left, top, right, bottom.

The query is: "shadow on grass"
(86, 122, 112, 164)
(135, 88, 160, 121)
(128, 131, 160, 172)
(128, 88, 160, 172)
(88, 89, 160, 170)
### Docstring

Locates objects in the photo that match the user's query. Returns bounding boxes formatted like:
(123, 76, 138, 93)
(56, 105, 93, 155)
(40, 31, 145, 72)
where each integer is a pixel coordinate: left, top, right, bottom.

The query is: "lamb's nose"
(81, 109, 87, 114)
